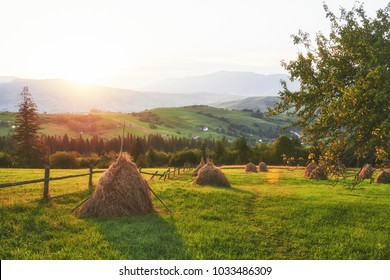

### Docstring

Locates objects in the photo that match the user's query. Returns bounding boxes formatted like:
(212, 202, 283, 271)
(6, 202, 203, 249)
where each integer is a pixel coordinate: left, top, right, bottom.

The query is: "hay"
(309, 166, 328, 180)
(194, 161, 231, 187)
(304, 162, 317, 177)
(332, 163, 347, 176)
(375, 171, 390, 184)
(358, 163, 374, 180)
(77, 153, 154, 217)
(259, 162, 268, 172)
(192, 158, 205, 176)
(245, 162, 258, 173)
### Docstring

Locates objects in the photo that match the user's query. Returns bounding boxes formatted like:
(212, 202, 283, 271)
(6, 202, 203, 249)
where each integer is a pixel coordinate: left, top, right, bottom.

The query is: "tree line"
(0, 128, 310, 168)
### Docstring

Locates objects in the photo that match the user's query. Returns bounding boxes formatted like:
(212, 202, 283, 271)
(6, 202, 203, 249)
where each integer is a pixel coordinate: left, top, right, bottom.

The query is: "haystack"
(304, 162, 317, 177)
(194, 161, 231, 187)
(375, 171, 390, 184)
(309, 166, 328, 180)
(332, 163, 347, 176)
(78, 153, 154, 217)
(192, 158, 205, 176)
(245, 162, 258, 173)
(259, 162, 268, 172)
(358, 163, 374, 180)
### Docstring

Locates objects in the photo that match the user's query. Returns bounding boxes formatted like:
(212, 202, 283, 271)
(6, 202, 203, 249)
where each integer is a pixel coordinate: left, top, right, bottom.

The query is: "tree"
(270, 3, 389, 167)
(13, 87, 45, 167)
(234, 136, 250, 163)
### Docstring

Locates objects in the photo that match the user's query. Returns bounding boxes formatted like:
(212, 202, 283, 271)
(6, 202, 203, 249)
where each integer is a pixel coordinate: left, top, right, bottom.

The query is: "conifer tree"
(13, 87, 45, 167)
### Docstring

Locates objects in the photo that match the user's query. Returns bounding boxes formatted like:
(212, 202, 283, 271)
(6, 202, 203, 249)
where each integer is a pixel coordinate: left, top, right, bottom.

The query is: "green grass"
(0, 167, 389, 260)
(0, 112, 15, 136)
(0, 106, 290, 140)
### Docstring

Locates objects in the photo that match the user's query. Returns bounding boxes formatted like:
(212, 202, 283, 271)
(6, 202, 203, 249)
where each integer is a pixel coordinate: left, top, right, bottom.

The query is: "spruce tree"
(13, 86, 45, 167)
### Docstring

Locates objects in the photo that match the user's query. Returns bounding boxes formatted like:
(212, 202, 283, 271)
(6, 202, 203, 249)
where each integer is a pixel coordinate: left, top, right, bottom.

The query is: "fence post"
(43, 166, 50, 201)
(88, 165, 93, 190)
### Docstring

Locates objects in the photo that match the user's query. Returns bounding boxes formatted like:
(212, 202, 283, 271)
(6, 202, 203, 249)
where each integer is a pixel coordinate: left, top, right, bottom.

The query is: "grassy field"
(0, 106, 290, 140)
(0, 167, 389, 260)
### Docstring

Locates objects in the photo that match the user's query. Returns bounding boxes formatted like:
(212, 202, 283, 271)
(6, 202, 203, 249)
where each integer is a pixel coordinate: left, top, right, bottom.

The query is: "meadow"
(0, 106, 289, 139)
(0, 167, 389, 260)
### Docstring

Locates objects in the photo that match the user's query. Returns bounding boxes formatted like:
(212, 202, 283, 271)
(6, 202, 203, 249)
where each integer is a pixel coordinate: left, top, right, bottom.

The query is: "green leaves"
(271, 3, 390, 166)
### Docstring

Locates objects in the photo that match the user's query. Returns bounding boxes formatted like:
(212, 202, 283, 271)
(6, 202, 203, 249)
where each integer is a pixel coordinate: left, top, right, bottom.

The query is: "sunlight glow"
(1, 0, 388, 89)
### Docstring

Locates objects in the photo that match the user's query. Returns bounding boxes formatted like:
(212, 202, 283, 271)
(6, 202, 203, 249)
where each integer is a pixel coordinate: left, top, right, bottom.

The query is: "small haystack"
(194, 161, 231, 187)
(192, 158, 205, 176)
(245, 162, 258, 173)
(332, 163, 347, 176)
(375, 171, 390, 184)
(309, 166, 328, 180)
(358, 163, 374, 180)
(304, 162, 317, 177)
(78, 153, 154, 217)
(259, 162, 268, 172)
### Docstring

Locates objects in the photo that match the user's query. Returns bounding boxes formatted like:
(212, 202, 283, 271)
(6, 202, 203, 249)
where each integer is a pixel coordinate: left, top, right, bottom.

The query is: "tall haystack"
(375, 171, 390, 184)
(259, 162, 268, 172)
(309, 166, 328, 180)
(304, 162, 317, 177)
(192, 158, 205, 176)
(78, 153, 154, 217)
(245, 162, 258, 173)
(358, 163, 374, 180)
(194, 161, 231, 187)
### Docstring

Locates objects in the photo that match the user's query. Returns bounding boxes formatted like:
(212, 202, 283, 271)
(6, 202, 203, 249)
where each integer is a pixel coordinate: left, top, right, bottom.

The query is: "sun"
(62, 67, 103, 86)
(25, 21, 125, 87)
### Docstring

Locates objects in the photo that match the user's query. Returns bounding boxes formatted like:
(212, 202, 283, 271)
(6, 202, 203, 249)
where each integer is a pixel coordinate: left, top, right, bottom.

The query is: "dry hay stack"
(309, 165, 328, 180)
(358, 163, 374, 180)
(192, 158, 205, 176)
(375, 171, 390, 184)
(304, 162, 317, 177)
(259, 162, 268, 172)
(333, 163, 347, 176)
(194, 162, 231, 187)
(78, 153, 154, 217)
(245, 162, 258, 173)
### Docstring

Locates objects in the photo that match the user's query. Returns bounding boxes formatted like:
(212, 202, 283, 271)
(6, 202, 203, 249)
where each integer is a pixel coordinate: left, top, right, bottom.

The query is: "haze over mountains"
(144, 71, 299, 95)
(0, 71, 298, 113)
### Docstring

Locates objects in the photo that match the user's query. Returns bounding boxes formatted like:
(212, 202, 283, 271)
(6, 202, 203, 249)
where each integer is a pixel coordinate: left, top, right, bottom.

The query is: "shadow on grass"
(90, 214, 191, 260)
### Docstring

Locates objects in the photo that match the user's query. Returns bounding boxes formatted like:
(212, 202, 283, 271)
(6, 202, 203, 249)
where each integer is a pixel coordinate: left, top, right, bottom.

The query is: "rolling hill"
(0, 78, 242, 113)
(212, 96, 280, 111)
(0, 72, 299, 113)
(0, 106, 296, 143)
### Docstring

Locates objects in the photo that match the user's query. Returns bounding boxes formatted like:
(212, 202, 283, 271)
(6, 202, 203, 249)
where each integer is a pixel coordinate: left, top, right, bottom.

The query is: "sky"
(0, 0, 388, 89)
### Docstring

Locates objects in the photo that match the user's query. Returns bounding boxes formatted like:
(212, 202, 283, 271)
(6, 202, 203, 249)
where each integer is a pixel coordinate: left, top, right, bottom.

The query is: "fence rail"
(0, 165, 191, 200)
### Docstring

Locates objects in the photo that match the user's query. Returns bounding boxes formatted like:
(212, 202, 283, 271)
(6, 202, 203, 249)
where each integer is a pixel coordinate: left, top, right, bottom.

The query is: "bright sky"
(0, 0, 388, 89)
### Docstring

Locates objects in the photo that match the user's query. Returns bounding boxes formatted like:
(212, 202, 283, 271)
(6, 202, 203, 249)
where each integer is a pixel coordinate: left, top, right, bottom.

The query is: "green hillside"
(1, 106, 295, 142)
(0, 112, 14, 137)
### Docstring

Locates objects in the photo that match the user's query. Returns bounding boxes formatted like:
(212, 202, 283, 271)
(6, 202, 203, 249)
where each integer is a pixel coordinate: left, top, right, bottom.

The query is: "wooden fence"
(0, 165, 191, 200)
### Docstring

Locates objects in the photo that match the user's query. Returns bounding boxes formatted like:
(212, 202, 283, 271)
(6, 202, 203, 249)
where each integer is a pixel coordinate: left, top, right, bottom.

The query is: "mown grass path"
(0, 167, 389, 260)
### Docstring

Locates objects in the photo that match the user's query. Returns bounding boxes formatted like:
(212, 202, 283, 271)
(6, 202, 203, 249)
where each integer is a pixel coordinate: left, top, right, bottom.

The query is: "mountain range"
(144, 71, 299, 95)
(0, 71, 298, 113)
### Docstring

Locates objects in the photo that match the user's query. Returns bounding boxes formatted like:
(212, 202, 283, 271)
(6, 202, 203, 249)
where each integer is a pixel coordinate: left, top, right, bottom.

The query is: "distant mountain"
(213, 96, 280, 111)
(0, 78, 242, 113)
(144, 71, 299, 96)
(0, 76, 16, 84)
